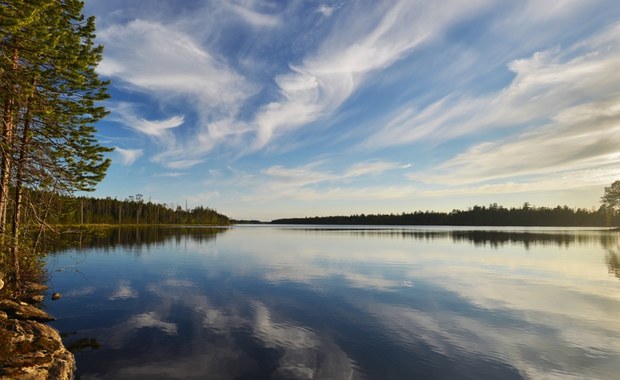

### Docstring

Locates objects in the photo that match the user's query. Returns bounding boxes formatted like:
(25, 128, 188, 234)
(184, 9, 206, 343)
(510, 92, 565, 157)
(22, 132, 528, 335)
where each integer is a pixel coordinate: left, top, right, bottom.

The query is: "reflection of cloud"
(366, 300, 620, 380)
(220, 227, 620, 378)
(249, 301, 357, 379)
(104, 311, 178, 349)
(60, 227, 620, 379)
(164, 279, 195, 287)
(128, 312, 178, 335)
(98, 350, 252, 380)
(256, 303, 314, 364)
(65, 286, 96, 297)
(109, 280, 139, 300)
(264, 264, 401, 291)
(145, 278, 357, 379)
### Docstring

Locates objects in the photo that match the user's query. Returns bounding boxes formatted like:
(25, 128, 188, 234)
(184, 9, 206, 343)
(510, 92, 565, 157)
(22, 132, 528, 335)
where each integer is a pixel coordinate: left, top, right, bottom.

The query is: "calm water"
(44, 226, 620, 380)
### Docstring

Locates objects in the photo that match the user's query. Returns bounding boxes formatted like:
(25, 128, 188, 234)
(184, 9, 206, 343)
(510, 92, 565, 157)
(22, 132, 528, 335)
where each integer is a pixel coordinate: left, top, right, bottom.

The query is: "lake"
(44, 225, 620, 379)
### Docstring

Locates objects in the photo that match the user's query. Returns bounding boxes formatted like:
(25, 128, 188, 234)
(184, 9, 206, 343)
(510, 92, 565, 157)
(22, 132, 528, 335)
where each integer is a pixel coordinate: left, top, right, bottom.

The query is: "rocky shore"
(0, 281, 74, 380)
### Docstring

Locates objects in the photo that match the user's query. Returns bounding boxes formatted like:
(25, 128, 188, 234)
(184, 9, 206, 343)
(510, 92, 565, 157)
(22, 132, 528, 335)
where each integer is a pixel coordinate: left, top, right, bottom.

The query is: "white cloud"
(238, 160, 413, 203)
(132, 116, 184, 137)
(263, 162, 336, 187)
(414, 168, 618, 199)
(410, 93, 620, 187)
(363, 22, 620, 190)
(115, 147, 143, 165)
(365, 20, 620, 146)
(262, 160, 401, 188)
(92, 1, 620, 215)
(164, 159, 206, 169)
(317, 5, 335, 17)
(345, 161, 401, 177)
(99, 19, 251, 110)
(250, 0, 492, 150)
(153, 172, 187, 178)
(108, 102, 183, 144)
(227, 2, 281, 28)
(98, 19, 258, 165)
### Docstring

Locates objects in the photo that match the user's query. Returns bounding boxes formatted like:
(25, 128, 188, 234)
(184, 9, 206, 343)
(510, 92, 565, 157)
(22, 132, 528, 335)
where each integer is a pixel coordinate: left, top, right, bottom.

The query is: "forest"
(272, 203, 617, 227)
(50, 193, 230, 226)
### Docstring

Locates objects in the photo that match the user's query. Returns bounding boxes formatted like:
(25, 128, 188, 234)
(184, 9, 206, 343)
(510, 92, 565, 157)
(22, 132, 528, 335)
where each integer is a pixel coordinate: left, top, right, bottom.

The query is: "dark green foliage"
(601, 180, 620, 211)
(0, 0, 111, 286)
(45, 194, 231, 226)
(272, 203, 613, 227)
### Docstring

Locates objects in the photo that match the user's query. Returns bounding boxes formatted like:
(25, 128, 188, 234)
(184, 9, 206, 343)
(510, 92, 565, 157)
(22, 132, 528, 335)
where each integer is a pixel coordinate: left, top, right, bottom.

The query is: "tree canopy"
(0, 0, 111, 284)
(601, 180, 620, 212)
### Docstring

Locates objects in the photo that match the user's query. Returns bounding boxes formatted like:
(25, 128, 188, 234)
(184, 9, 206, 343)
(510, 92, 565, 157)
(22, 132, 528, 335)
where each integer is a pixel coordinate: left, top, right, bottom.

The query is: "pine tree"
(0, 0, 111, 285)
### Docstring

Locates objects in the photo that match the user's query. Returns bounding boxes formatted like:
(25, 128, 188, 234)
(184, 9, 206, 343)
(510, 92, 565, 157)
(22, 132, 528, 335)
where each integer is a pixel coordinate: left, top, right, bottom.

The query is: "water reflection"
(44, 227, 620, 379)
(600, 235, 620, 280)
(51, 226, 228, 250)
(279, 226, 613, 249)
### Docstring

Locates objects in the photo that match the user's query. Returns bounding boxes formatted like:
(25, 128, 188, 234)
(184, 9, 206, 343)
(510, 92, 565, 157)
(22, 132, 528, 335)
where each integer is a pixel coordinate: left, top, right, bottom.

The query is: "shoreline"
(0, 282, 74, 379)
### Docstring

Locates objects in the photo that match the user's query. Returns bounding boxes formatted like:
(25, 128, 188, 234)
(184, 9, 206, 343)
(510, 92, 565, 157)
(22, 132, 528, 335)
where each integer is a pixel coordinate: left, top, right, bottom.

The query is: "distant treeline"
(39, 193, 231, 226)
(271, 203, 616, 227)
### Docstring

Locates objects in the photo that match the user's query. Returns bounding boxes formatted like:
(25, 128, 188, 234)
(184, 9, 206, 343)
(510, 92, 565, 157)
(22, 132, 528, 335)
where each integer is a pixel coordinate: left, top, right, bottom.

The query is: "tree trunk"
(10, 77, 36, 285)
(0, 46, 20, 237)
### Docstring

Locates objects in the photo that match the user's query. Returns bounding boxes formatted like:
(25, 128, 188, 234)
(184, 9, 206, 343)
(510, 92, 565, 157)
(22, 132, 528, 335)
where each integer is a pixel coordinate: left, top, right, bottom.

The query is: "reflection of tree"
(291, 228, 610, 249)
(607, 251, 620, 280)
(599, 234, 620, 280)
(46, 227, 229, 254)
(66, 337, 101, 353)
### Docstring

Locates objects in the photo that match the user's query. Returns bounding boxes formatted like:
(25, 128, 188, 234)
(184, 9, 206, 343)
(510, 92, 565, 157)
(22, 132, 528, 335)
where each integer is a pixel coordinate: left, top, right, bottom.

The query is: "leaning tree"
(0, 0, 111, 285)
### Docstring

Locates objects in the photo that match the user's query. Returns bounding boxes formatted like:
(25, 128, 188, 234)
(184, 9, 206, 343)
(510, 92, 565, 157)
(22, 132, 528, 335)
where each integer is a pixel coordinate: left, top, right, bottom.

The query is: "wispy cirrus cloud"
(99, 19, 253, 110)
(317, 4, 335, 17)
(226, 1, 281, 28)
(86, 0, 620, 218)
(240, 160, 412, 204)
(110, 103, 184, 138)
(263, 160, 402, 188)
(413, 96, 620, 187)
(251, 0, 492, 150)
(115, 147, 143, 165)
(365, 22, 620, 191)
(98, 17, 257, 167)
(365, 22, 620, 149)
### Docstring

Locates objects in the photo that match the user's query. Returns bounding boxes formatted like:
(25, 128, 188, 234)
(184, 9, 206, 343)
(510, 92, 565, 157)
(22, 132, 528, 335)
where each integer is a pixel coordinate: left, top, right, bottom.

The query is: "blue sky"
(84, 0, 620, 221)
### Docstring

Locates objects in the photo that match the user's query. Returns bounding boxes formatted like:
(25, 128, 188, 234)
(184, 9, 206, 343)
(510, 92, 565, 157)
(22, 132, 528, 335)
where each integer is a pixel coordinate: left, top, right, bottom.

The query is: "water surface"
(45, 226, 620, 379)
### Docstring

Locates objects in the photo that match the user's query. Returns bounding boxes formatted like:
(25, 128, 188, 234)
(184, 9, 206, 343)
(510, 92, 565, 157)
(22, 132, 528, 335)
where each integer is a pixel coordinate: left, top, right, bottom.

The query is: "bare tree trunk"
(11, 83, 35, 285)
(0, 47, 19, 237)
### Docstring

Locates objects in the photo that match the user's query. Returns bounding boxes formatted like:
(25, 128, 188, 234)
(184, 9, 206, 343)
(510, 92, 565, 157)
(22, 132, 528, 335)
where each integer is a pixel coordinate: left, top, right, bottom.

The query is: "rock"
(0, 279, 74, 380)
(0, 318, 75, 380)
(16, 282, 48, 304)
(22, 282, 49, 294)
(17, 294, 45, 304)
(0, 299, 55, 322)
(51, 293, 61, 301)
